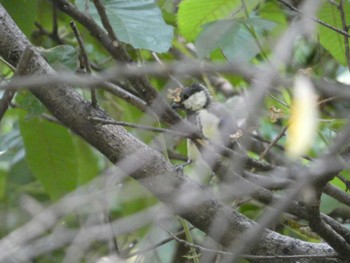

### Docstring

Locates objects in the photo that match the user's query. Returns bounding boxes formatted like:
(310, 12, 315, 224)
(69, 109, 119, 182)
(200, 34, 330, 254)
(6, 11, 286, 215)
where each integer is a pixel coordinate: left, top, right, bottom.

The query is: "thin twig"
(34, 3, 64, 45)
(266, 92, 290, 108)
(88, 117, 188, 137)
(317, 35, 326, 73)
(0, 57, 16, 71)
(51, 1, 64, 44)
(0, 89, 15, 121)
(338, 0, 350, 71)
(240, 0, 269, 62)
(92, 0, 119, 45)
(178, 217, 200, 263)
(107, 214, 119, 255)
(41, 113, 62, 124)
(253, 134, 285, 151)
(52, 2, 59, 40)
(327, 0, 339, 7)
(100, 81, 148, 112)
(259, 125, 288, 161)
(34, 22, 50, 37)
(278, 0, 350, 38)
(161, 224, 339, 260)
(70, 21, 97, 108)
(151, 52, 183, 87)
(0, 61, 259, 92)
(318, 96, 337, 105)
(122, 227, 190, 258)
(0, 46, 35, 121)
(34, 22, 65, 45)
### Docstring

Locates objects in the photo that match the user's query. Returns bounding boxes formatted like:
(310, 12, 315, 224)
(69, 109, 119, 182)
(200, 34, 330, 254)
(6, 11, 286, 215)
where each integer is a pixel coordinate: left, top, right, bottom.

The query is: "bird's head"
(170, 83, 211, 112)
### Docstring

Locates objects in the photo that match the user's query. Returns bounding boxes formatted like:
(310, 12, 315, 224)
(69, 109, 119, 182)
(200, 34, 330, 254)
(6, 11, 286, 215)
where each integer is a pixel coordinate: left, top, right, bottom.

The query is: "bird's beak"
(171, 102, 183, 109)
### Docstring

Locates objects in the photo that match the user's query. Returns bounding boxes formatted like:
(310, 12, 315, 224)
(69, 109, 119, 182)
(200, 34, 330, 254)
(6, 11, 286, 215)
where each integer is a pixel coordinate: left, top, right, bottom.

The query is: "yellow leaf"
(286, 74, 319, 158)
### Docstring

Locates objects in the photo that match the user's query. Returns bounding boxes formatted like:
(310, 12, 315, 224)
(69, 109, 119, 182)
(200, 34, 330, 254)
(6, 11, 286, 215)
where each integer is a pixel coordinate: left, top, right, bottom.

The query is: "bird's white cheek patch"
(183, 91, 208, 111)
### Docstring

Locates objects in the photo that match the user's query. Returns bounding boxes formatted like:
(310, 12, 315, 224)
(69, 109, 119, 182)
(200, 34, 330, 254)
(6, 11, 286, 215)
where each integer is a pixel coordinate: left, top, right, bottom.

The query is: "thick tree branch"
(99, 81, 148, 112)
(306, 191, 350, 259)
(92, 0, 119, 44)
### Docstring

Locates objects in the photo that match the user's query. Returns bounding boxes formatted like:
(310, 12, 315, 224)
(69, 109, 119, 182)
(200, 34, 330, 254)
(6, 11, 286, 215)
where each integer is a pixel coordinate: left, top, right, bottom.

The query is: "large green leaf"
(19, 116, 79, 199)
(196, 20, 239, 59)
(0, 128, 23, 165)
(73, 136, 100, 186)
(177, 0, 261, 41)
(75, 0, 173, 53)
(318, 1, 350, 66)
(258, 1, 287, 39)
(195, 18, 274, 62)
(16, 91, 47, 118)
(40, 45, 79, 71)
(0, 0, 38, 37)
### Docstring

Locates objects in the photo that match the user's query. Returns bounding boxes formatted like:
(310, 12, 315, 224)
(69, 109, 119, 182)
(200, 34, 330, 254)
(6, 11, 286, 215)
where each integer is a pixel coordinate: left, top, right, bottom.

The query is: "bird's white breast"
(187, 109, 222, 163)
(183, 90, 208, 111)
(197, 109, 222, 144)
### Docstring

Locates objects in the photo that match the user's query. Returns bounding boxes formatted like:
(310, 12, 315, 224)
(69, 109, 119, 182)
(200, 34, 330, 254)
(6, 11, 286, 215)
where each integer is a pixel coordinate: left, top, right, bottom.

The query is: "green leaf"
(75, 0, 173, 53)
(0, 0, 38, 37)
(259, 1, 287, 33)
(178, 0, 238, 41)
(318, 1, 350, 66)
(0, 169, 6, 201)
(16, 91, 47, 118)
(195, 20, 239, 59)
(177, 0, 261, 41)
(196, 18, 274, 62)
(73, 136, 100, 186)
(19, 116, 79, 199)
(320, 194, 342, 214)
(40, 45, 79, 70)
(36, 0, 53, 30)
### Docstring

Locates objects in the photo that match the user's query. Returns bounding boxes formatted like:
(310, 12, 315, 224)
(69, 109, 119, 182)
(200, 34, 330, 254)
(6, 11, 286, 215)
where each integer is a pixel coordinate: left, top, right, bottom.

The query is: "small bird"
(171, 83, 239, 165)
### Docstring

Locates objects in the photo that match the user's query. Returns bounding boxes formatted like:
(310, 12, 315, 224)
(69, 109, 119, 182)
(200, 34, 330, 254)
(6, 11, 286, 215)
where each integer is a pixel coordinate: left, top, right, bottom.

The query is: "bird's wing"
(207, 103, 239, 137)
